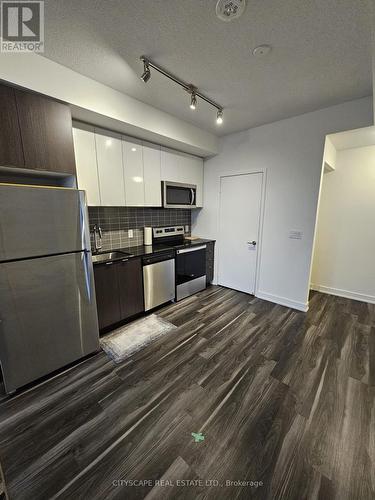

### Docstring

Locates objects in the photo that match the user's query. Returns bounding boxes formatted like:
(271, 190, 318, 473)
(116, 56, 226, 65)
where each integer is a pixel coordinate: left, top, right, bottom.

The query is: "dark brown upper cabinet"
(14, 89, 76, 174)
(0, 85, 24, 168)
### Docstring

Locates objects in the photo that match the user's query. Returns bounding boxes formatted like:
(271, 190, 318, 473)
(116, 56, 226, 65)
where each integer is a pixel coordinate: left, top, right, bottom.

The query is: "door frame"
(217, 169, 267, 296)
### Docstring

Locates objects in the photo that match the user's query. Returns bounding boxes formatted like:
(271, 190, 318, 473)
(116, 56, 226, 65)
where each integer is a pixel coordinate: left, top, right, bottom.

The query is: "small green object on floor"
(192, 432, 205, 443)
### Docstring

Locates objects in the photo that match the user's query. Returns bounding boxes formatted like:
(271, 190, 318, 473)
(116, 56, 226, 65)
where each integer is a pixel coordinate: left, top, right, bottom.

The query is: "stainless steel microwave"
(162, 181, 197, 208)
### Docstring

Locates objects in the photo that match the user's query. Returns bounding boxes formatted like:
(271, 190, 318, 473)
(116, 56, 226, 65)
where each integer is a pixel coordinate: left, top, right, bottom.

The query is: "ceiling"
(42, 0, 373, 136)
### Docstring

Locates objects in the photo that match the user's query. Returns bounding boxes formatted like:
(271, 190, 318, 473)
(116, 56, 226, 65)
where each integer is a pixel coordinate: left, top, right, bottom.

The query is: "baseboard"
(310, 284, 375, 304)
(256, 291, 309, 312)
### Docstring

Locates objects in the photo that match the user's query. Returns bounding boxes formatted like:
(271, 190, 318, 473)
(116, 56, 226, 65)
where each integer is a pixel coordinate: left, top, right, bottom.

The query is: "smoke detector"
(216, 0, 246, 22)
(252, 45, 272, 57)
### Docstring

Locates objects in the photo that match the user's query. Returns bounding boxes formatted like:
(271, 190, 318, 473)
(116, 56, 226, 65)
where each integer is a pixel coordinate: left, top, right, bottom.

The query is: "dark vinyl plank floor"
(0, 286, 374, 500)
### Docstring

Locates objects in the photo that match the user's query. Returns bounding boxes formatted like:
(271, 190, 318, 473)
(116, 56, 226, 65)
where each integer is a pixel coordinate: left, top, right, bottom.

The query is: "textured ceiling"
(42, 0, 373, 136)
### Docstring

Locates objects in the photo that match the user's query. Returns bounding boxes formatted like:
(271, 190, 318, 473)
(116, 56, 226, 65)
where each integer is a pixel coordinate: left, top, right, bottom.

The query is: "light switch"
(289, 230, 303, 240)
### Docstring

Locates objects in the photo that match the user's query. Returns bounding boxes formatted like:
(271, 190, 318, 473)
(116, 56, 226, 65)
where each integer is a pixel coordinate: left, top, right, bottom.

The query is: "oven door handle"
(176, 245, 206, 255)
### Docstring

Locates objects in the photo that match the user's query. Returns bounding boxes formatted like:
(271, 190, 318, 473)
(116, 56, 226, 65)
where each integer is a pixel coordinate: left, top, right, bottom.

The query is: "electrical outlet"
(185, 225, 189, 233)
(128, 229, 133, 238)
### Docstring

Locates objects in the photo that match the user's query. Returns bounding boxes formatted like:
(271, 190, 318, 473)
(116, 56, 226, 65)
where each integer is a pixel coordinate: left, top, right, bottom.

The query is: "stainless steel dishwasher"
(142, 251, 175, 311)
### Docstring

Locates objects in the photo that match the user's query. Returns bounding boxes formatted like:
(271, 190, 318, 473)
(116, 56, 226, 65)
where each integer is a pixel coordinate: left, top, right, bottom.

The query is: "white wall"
(192, 96, 373, 311)
(323, 136, 336, 172)
(0, 52, 218, 157)
(311, 145, 375, 303)
(372, 0, 375, 124)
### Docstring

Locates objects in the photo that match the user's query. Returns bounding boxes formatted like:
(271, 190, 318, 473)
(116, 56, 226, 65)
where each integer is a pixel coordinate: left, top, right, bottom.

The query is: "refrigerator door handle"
(82, 251, 94, 302)
(79, 191, 91, 251)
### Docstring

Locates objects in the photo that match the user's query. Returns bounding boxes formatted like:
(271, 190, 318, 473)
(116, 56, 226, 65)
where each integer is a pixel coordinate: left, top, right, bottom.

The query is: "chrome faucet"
(93, 224, 103, 253)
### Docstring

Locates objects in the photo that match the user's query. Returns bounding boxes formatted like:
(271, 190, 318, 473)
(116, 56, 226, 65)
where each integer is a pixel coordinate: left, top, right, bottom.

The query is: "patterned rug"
(100, 314, 176, 363)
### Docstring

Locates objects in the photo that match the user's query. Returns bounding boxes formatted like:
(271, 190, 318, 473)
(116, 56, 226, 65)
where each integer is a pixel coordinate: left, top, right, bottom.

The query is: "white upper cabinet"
(143, 142, 161, 207)
(122, 136, 144, 206)
(95, 128, 125, 206)
(72, 124, 101, 206)
(161, 147, 204, 207)
(187, 156, 204, 207)
(73, 122, 202, 208)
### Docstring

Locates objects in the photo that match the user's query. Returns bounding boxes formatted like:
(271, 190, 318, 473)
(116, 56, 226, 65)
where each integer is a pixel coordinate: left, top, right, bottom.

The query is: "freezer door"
(0, 185, 90, 261)
(0, 252, 99, 393)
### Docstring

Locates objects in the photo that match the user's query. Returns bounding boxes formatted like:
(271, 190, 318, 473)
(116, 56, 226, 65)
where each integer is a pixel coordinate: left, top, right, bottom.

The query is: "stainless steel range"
(152, 226, 207, 301)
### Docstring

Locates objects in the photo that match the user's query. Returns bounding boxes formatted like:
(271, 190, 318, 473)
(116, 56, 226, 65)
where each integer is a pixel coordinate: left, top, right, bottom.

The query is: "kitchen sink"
(92, 251, 134, 264)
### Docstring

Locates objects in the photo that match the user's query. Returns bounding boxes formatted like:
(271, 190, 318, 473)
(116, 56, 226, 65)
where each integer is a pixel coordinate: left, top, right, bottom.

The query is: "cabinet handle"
(121, 258, 129, 262)
(105, 261, 114, 266)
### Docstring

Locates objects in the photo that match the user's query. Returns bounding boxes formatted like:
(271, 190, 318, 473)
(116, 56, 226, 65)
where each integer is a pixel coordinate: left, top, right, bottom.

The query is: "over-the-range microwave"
(162, 181, 197, 208)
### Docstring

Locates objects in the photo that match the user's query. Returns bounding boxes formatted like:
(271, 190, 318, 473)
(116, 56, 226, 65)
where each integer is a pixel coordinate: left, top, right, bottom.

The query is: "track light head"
(216, 109, 223, 125)
(190, 92, 197, 110)
(141, 69, 151, 83)
(141, 59, 151, 83)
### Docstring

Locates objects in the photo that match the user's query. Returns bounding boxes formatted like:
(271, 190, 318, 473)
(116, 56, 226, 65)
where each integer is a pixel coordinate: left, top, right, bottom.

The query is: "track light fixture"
(190, 92, 197, 110)
(141, 60, 151, 83)
(140, 56, 224, 125)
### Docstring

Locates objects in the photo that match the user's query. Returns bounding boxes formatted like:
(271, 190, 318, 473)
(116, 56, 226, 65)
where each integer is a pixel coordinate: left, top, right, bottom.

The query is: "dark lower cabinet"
(93, 262, 121, 331)
(93, 258, 144, 331)
(206, 241, 215, 284)
(118, 258, 144, 320)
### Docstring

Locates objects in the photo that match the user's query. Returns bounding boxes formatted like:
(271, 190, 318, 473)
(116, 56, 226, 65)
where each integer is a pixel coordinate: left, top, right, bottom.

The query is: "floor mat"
(100, 314, 177, 363)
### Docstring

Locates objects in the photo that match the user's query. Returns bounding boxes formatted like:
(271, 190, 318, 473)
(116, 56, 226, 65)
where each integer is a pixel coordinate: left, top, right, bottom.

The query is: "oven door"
(163, 181, 197, 208)
(176, 245, 206, 300)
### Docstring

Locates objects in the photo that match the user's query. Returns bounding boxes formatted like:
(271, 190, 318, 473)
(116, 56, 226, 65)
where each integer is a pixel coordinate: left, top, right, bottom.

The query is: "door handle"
(190, 188, 195, 205)
(247, 241, 257, 246)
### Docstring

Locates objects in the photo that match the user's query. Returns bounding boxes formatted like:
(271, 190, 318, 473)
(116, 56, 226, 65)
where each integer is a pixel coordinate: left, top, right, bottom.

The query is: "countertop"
(92, 238, 215, 264)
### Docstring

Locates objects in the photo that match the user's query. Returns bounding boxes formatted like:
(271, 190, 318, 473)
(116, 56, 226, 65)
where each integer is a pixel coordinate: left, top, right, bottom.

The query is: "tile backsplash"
(88, 207, 191, 251)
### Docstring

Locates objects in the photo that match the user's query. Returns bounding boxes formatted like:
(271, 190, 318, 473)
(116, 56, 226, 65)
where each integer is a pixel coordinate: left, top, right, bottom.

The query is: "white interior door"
(218, 173, 263, 294)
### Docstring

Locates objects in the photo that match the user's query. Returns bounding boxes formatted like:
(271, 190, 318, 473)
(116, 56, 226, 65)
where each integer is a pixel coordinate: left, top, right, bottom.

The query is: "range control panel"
(153, 226, 185, 239)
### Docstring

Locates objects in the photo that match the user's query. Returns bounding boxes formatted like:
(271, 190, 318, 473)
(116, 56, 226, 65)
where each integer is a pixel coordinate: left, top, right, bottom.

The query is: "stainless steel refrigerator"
(0, 184, 99, 394)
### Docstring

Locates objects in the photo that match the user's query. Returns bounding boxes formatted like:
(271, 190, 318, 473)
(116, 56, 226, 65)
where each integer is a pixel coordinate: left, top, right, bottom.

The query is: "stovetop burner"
(152, 241, 194, 251)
